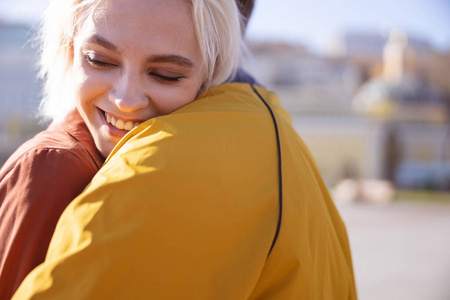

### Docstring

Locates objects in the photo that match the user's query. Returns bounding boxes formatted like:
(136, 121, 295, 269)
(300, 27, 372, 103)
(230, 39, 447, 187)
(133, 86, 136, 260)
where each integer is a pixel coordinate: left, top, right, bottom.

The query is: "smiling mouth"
(105, 112, 141, 131)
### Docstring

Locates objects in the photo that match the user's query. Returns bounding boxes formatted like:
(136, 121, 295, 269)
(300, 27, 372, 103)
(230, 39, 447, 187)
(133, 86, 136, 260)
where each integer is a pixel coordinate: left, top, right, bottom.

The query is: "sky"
(246, 0, 450, 52)
(1, 0, 450, 53)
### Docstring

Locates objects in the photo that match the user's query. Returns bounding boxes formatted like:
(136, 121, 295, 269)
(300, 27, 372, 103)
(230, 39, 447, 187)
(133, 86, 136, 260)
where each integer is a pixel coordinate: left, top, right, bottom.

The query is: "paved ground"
(337, 200, 450, 300)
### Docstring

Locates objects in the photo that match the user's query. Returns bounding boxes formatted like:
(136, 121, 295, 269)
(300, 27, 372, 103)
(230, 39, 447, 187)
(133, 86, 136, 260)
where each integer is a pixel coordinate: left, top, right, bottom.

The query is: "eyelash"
(84, 55, 183, 83)
(84, 55, 116, 68)
(149, 72, 182, 82)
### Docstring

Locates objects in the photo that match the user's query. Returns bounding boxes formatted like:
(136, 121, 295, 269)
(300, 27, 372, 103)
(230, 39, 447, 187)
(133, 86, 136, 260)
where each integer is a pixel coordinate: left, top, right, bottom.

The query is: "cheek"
(73, 65, 106, 106)
(151, 85, 200, 114)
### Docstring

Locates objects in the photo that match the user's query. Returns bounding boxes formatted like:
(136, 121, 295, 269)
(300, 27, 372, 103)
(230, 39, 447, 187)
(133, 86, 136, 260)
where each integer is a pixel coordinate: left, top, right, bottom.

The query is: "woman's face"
(72, 0, 204, 157)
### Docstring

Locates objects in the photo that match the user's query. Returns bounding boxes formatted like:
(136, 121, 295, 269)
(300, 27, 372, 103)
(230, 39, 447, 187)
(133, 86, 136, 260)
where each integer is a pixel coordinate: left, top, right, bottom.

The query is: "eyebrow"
(86, 34, 119, 53)
(147, 55, 194, 68)
(85, 34, 195, 68)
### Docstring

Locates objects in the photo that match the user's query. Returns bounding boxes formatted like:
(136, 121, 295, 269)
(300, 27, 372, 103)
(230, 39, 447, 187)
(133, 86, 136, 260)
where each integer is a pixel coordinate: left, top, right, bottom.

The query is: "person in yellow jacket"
(14, 83, 357, 299)
(13, 0, 357, 298)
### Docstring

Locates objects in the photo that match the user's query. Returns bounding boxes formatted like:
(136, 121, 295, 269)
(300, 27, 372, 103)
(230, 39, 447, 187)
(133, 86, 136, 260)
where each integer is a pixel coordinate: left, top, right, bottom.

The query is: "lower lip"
(98, 109, 130, 138)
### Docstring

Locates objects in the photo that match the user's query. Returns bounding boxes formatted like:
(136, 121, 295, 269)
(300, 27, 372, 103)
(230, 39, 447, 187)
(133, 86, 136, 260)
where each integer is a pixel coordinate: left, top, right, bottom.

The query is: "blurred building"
(326, 31, 433, 60)
(353, 29, 449, 190)
(244, 41, 361, 115)
(244, 29, 450, 190)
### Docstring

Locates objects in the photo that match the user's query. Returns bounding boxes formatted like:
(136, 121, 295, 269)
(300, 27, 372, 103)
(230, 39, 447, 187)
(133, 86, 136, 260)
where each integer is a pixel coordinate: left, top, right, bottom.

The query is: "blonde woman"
(12, 0, 355, 299)
(0, 0, 254, 298)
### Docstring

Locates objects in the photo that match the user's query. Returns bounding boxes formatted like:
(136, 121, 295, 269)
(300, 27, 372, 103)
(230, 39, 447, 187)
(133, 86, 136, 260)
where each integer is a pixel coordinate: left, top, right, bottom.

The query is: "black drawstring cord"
(250, 84, 283, 259)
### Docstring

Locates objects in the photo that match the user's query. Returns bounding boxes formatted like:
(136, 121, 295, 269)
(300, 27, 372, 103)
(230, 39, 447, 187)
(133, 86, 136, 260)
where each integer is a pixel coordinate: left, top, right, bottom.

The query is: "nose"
(110, 70, 149, 113)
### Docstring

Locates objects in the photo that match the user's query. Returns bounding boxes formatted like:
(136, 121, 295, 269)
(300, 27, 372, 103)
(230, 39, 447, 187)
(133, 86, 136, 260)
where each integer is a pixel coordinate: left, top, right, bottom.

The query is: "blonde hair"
(38, 0, 244, 123)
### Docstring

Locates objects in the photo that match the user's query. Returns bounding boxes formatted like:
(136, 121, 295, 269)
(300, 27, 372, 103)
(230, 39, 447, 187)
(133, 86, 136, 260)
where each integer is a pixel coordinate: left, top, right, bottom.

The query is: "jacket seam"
(251, 84, 283, 259)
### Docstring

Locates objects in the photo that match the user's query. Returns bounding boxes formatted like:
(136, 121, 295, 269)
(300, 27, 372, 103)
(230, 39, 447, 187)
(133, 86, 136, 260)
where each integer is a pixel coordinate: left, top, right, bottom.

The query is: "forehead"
(91, 0, 192, 24)
(77, 0, 198, 55)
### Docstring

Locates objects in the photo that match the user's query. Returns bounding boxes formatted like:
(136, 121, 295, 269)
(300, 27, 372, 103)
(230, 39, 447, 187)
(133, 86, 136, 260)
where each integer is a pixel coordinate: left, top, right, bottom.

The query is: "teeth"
(124, 121, 134, 131)
(115, 119, 125, 130)
(105, 112, 140, 131)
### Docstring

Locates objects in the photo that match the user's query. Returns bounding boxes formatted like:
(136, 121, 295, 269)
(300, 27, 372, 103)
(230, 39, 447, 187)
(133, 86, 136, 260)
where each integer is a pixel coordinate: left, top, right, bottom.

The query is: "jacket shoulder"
(0, 126, 96, 180)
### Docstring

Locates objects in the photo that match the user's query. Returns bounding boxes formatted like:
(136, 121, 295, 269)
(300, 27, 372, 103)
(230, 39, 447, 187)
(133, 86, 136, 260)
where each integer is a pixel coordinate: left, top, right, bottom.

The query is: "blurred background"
(1, 0, 450, 299)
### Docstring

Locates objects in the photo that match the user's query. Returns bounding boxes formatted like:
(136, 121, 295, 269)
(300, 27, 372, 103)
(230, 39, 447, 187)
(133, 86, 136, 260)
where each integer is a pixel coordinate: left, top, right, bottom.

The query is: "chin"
(99, 145, 113, 158)
(93, 139, 111, 158)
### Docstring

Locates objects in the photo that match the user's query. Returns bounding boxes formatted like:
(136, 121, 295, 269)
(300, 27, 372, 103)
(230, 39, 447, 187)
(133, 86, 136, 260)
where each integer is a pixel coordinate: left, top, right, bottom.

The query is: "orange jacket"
(0, 111, 104, 299)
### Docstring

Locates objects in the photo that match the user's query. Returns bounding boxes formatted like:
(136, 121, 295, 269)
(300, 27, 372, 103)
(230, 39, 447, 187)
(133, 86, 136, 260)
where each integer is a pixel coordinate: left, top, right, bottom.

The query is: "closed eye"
(149, 72, 183, 82)
(84, 55, 117, 68)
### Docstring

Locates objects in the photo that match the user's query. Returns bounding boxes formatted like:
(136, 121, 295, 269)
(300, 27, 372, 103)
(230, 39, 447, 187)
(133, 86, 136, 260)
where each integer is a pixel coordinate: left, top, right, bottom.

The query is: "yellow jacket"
(14, 84, 357, 299)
